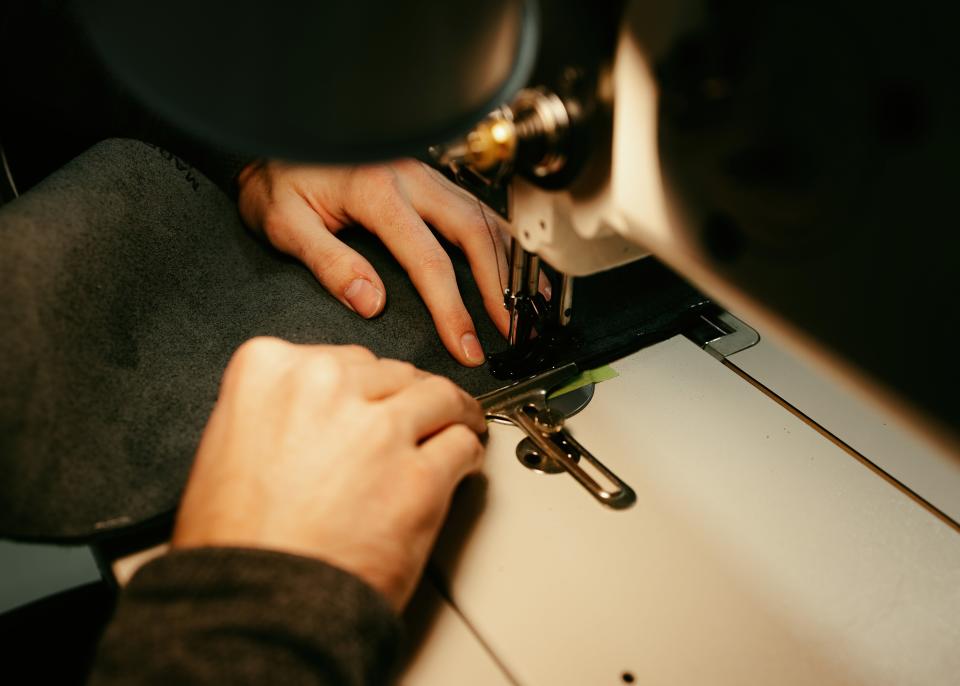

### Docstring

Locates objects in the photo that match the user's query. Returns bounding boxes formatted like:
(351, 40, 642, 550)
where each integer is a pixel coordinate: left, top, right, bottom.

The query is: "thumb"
(267, 200, 387, 318)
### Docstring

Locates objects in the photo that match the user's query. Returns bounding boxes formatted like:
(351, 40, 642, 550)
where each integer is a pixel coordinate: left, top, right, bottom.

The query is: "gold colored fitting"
(464, 115, 517, 172)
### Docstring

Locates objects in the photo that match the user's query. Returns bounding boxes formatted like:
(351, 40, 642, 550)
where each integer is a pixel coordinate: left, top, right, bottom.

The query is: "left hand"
(172, 339, 487, 610)
(237, 159, 546, 366)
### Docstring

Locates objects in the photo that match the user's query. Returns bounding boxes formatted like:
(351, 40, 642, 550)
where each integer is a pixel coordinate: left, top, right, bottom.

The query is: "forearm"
(90, 547, 401, 686)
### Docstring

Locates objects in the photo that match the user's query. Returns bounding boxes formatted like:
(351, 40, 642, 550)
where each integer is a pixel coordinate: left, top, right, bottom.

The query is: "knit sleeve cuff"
(91, 546, 401, 685)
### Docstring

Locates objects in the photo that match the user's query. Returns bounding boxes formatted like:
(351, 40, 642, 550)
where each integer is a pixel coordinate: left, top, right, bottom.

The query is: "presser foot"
(487, 326, 575, 380)
(478, 364, 636, 510)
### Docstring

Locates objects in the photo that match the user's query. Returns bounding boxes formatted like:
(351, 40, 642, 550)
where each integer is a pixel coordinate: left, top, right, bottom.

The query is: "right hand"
(237, 160, 551, 367)
(171, 337, 486, 611)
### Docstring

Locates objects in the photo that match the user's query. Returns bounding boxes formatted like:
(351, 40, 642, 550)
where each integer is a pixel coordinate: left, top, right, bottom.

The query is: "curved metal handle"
(512, 410, 636, 510)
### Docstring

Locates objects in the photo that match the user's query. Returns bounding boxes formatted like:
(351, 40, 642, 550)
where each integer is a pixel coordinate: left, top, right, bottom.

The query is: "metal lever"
(478, 364, 636, 509)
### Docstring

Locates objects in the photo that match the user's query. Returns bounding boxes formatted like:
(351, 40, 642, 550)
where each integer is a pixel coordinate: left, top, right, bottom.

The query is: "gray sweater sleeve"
(89, 547, 402, 686)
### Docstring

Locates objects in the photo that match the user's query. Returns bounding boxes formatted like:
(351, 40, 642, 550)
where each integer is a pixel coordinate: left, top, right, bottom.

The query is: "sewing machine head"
(430, 0, 960, 458)
(78, 0, 960, 453)
(426, 2, 661, 379)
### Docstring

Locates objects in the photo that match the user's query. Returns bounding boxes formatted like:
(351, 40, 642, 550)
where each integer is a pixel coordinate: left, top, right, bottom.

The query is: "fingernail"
(344, 279, 384, 318)
(460, 332, 485, 365)
(542, 282, 553, 300)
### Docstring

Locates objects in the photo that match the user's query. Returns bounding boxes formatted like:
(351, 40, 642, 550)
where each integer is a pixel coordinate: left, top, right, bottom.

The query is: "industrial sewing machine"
(81, 0, 959, 683)
(392, 2, 960, 683)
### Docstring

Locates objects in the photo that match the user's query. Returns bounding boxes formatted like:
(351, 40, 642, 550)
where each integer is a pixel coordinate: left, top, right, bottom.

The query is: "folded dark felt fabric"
(0, 139, 502, 541)
(0, 138, 704, 543)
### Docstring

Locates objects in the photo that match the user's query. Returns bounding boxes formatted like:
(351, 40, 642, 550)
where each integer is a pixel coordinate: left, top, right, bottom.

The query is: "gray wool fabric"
(0, 139, 502, 541)
(0, 138, 705, 543)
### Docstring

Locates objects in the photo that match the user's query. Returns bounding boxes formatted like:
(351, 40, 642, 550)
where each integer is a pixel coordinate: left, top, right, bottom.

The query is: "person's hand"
(171, 337, 486, 611)
(237, 159, 549, 367)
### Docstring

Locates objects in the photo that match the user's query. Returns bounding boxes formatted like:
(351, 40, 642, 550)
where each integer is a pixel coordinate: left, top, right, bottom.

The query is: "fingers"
(290, 344, 426, 399)
(265, 197, 387, 319)
(348, 358, 425, 400)
(241, 160, 552, 365)
(401, 163, 513, 338)
(419, 423, 486, 488)
(300, 342, 376, 364)
(345, 171, 484, 366)
(381, 375, 486, 441)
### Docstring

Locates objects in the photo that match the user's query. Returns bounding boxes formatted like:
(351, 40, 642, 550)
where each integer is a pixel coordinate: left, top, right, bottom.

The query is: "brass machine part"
(431, 108, 517, 175)
(432, 86, 575, 179)
(465, 112, 517, 173)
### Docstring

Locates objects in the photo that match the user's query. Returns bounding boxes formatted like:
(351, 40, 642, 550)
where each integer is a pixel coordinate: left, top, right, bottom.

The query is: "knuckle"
(437, 304, 476, 338)
(395, 360, 418, 377)
(449, 424, 482, 455)
(351, 164, 399, 198)
(298, 352, 346, 394)
(342, 343, 370, 355)
(382, 358, 416, 379)
(392, 158, 419, 175)
(232, 336, 287, 370)
(341, 344, 376, 362)
(440, 378, 475, 415)
(223, 337, 290, 391)
(428, 376, 462, 403)
(417, 247, 453, 275)
(261, 205, 291, 239)
(397, 159, 435, 185)
(368, 164, 400, 186)
(309, 246, 353, 279)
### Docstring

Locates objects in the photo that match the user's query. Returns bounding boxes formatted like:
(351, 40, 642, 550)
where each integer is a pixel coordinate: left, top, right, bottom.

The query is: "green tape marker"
(548, 365, 619, 399)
